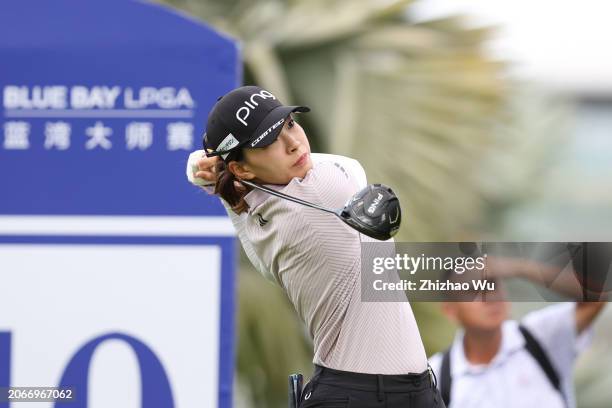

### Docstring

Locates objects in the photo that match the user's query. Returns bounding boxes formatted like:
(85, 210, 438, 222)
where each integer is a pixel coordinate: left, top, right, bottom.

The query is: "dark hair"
(213, 149, 251, 215)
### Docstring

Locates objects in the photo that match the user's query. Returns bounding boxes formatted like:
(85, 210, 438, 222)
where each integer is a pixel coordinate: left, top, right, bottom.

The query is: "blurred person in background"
(429, 252, 607, 408)
(187, 85, 445, 407)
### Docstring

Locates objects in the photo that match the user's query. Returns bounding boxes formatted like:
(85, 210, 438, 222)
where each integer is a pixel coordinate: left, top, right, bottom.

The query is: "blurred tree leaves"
(236, 255, 312, 407)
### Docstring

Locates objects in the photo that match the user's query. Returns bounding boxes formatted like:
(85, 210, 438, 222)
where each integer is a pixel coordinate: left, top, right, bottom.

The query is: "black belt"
(312, 364, 435, 394)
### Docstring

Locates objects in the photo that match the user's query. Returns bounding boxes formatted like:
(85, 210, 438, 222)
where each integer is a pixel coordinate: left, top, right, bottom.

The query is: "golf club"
(239, 179, 401, 241)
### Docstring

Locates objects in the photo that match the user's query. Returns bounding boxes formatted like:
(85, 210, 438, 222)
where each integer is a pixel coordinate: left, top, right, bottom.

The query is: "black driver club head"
(338, 184, 401, 241)
(239, 178, 401, 241)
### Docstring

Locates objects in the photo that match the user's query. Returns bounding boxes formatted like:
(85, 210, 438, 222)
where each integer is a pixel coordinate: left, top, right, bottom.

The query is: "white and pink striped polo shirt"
(223, 153, 427, 374)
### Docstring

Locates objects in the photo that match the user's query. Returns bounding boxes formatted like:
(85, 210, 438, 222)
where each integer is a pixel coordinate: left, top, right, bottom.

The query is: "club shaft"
(240, 179, 338, 215)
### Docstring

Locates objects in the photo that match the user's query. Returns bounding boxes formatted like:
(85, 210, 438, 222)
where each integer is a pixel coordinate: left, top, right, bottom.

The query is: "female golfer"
(187, 85, 444, 407)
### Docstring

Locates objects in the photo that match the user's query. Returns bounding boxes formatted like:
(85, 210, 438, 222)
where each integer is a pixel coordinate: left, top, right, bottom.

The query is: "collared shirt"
(429, 303, 593, 408)
(221, 153, 365, 282)
(231, 153, 428, 374)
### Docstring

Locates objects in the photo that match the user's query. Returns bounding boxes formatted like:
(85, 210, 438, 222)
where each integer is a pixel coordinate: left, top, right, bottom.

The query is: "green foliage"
(236, 258, 312, 407)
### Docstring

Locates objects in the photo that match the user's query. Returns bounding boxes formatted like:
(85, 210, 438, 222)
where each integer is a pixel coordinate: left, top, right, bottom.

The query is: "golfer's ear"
(228, 161, 255, 180)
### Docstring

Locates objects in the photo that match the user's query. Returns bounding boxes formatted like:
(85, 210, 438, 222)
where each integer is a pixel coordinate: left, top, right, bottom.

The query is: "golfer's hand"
(186, 149, 247, 195)
(186, 149, 218, 188)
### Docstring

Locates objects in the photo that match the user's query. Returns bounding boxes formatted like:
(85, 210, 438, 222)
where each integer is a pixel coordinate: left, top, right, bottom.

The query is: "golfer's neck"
(463, 327, 502, 365)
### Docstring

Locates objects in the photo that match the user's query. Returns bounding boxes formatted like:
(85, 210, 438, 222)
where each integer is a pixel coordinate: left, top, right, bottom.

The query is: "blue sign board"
(0, 0, 239, 216)
(0, 1, 240, 407)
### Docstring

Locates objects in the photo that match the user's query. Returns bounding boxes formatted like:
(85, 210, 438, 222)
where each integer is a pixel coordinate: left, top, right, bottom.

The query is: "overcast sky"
(409, 0, 612, 95)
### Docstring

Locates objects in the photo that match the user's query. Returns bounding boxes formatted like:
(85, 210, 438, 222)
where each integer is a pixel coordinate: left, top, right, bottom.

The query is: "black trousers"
(299, 364, 446, 408)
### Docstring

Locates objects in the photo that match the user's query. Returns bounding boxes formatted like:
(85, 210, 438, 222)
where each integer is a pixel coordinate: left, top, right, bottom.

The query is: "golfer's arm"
(218, 199, 269, 278)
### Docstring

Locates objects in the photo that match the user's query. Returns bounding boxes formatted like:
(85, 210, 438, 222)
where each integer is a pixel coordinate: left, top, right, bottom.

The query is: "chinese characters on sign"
(45, 121, 71, 150)
(2, 85, 197, 151)
(3, 120, 195, 151)
(3, 121, 30, 149)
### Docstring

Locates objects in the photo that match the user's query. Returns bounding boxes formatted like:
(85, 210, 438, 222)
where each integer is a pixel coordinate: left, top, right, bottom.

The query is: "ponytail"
(213, 151, 251, 215)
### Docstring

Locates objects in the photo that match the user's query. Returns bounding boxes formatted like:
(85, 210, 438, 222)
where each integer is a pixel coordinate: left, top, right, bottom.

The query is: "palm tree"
(157, 1, 564, 406)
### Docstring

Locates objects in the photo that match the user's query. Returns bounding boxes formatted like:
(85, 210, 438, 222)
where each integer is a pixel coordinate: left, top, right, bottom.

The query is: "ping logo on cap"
(235, 89, 276, 126)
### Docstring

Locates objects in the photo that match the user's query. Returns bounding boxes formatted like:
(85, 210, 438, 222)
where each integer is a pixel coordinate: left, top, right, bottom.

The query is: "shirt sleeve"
(310, 153, 368, 188)
(219, 200, 271, 280)
(243, 153, 367, 278)
(205, 153, 366, 282)
(186, 147, 270, 279)
(265, 160, 364, 322)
